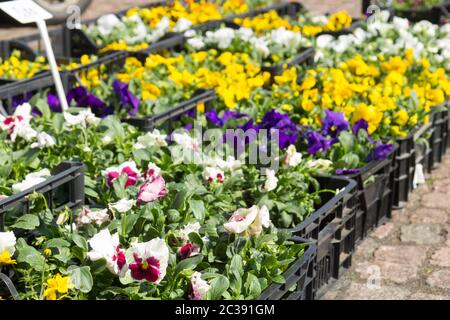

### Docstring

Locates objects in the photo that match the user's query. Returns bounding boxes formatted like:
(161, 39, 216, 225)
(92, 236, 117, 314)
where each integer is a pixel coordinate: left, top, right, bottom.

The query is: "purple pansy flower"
(260, 110, 298, 149)
(336, 168, 361, 175)
(352, 119, 369, 135)
(322, 109, 349, 138)
(113, 80, 139, 116)
(306, 131, 332, 155)
(206, 109, 247, 128)
(67, 86, 112, 118)
(12, 92, 33, 108)
(47, 94, 62, 113)
(368, 142, 394, 161)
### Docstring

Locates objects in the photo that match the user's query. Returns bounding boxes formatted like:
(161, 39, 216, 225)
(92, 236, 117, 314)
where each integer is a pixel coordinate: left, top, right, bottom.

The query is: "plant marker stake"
(0, 0, 68, 111)
(35, 20, 69, 111)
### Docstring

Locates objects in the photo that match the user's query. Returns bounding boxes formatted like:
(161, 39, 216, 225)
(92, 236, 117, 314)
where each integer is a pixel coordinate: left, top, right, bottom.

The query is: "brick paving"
(322, 153, 450, 300)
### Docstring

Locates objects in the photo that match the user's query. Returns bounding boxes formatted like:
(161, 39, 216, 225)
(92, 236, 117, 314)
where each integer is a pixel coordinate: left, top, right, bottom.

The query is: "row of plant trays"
(362, 0, 450, 24)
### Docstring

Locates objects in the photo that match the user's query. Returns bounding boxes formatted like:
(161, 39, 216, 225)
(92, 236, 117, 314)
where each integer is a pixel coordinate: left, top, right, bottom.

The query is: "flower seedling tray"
(316, 19, 365, 37)
(392, 120, 434, 208)
(259, 237, 316, 300)
(430, 104, 449, 168)
(0, 72, 73, 116)
(68, 49, 215, 132)
(0, 161, 85, 232)
(393, 0, 450, 24)
(228, 1, 304, 21)
(290, 176, 358, 298)
(342, 147, 397, 243)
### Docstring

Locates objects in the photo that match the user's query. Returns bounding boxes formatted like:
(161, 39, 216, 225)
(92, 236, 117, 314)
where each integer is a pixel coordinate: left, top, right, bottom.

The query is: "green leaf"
(272, 275, 286, 284)
(175, 254, 203, 274)
(16, 245, 45, 271)
(10, 214, 40, 230)
(245, 273, 262, 298)
(338, 131, 355, 153)
(68, 266, 93, 293)
(44, 238, 71, 248)
(189, 199, 205, 221)
(72, 233, 88, 251)
(207, 275, 230, 300)
(188, 232, 204, 249)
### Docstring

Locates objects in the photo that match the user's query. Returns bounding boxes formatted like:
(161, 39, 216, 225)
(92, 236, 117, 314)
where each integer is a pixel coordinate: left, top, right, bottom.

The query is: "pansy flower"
(129, 238, 169, 283)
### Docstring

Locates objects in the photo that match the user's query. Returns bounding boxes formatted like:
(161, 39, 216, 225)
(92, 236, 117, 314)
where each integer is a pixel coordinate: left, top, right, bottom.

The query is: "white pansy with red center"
(284, 145, 303, 168)
(87, 229, 127, 276)
(224, 205, 271, 236)
(137, 175, 167, 204)
(76, 207, 110, 226)
(129, 238, 169, 283)
(178, 242, 201, 260)
(203, 167, 224, 184)
(103, 161, 140, 187)
(263, 169, 278, 192)
(146, 162, 161, 180)
(189, 272, 210, 300)
(109, 199, 136, 213)
(172, 131, 201, 153)
(0, 103, 37, 142)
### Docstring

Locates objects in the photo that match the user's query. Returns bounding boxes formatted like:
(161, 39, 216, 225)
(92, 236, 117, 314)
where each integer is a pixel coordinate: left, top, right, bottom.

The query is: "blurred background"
(0, 0, 362, 40)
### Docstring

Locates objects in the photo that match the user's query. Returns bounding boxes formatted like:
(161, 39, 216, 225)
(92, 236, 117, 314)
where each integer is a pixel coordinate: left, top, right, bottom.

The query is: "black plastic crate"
(393, 0, 450, 24)
(259, 237, 316, 300)
(430, 106, 449, 168)
(0, 161, 85, 232)
(344, 148, 397, 243)
(227, 2, 304, 21)
(11, 1, 170, 58)
(0, 72, 73, 116)
(392, 121, 434, 208)
(290, 176, 358, 298)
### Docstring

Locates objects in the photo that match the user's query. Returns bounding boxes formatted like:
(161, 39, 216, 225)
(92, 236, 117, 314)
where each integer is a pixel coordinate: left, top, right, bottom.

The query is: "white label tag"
(0, 0, 52, 24)
(413, 163, 426, 189)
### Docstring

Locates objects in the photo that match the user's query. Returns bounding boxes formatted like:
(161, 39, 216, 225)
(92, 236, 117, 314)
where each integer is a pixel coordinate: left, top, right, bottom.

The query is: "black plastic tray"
(0, 161, 85, 232)
(289, 176, 358, 298)
(430, 106, 449, 168)
(343, 147, 396, 243)
(11, 1, 170, 58)
(392, 120, 434, 208)
(259, 237, 316, 300)
(393, 0, 450, 24)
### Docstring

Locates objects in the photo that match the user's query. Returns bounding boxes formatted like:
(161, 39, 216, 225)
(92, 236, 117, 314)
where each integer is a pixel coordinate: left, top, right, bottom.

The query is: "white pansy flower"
(31, 132, 56, 149)
(97, 14, 122, 36)
(133, 129, 168, 149)
(284, 145, 303, 168)
(12, 169, 51, 193)
(0, 231, 16, 256)
(109, 199, 136, 213)
(263, 169, 278, 192)
(88, 229, 127, 276)
(174, 18, 193, 32)
(189, 272, 210, 300)
(128, 238, 169, 283)
(224, 205, 271, 236)
(187, 37, 205, 50)
(179, 222, 201, 241)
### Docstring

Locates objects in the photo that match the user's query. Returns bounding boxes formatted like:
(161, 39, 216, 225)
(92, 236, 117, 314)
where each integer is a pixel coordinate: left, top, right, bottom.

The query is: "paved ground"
(322, 153, 450, 300)
(0, 0, 362, 41)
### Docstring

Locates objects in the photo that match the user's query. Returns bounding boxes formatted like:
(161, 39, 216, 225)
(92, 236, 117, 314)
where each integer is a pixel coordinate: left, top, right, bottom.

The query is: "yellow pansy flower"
(0, 250, 16, 265)
(43, 274, 74, 301)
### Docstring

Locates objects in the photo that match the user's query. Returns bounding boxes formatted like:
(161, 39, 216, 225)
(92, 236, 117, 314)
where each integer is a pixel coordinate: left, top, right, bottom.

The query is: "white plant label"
(0, 0, 52, 24)
(413, 163, 426, 189)
(0, 0, 69, 111)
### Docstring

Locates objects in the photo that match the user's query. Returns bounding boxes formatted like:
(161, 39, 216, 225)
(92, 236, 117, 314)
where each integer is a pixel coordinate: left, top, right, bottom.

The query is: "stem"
(38, 262, 46, 300)
(122, 211, 127, 240)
